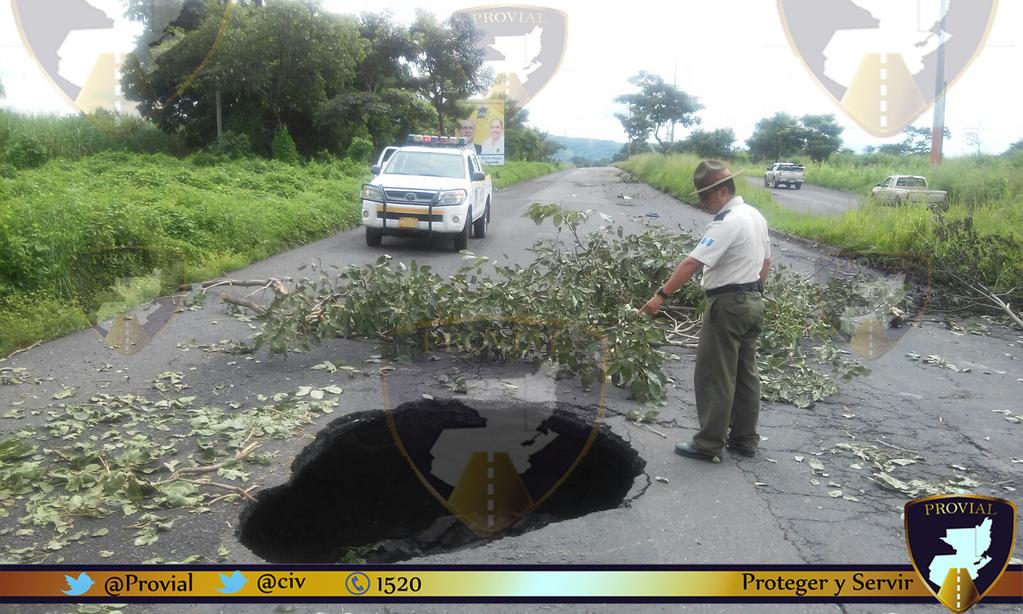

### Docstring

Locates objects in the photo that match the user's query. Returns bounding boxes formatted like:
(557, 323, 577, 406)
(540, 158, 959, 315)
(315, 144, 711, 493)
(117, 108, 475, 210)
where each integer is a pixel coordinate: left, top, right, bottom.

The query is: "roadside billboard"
(461, 99, 505, 166)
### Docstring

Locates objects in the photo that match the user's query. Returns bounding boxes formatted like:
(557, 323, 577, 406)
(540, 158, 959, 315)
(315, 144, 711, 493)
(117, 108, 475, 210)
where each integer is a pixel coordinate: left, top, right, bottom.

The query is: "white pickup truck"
(871, 175, 947, 208)
(764, 162, 805, 190)
(361, 141, 492, 251)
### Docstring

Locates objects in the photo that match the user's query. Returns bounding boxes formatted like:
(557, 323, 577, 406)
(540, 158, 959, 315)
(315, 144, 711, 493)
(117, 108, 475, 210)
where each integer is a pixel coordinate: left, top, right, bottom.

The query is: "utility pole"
(930, 0, 948, 166)
(670, 59, 677, 145)
(216, 89, 223, 140)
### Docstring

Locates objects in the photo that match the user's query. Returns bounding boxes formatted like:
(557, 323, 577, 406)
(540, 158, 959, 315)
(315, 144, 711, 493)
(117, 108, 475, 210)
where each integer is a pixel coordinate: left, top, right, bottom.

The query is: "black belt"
(705, 281, 763, 297)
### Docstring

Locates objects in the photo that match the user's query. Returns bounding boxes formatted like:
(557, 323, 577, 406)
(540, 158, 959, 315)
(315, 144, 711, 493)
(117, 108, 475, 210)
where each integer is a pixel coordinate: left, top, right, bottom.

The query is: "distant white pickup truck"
(764, 162, 805, 190)
(361, 140, 492, 251)
(871, 175, 947, 207)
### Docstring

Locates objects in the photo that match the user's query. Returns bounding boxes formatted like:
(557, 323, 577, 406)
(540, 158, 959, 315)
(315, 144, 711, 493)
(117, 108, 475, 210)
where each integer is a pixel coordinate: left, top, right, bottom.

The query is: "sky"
(1, 0, 1020, 155)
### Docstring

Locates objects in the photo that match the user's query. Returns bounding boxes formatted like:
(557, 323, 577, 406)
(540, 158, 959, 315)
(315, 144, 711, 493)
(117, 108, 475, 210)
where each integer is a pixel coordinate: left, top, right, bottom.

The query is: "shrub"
(347, 137, 374, 164)
(211, 131, 254, 159)
(5, 134, 49, 169)
(272, 126, 301, 164)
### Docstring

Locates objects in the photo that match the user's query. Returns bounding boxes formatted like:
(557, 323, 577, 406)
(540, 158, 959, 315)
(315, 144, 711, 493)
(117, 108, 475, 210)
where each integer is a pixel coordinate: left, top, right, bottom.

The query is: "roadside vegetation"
(0, 153, 366, 355)
(617, 153, 1023, 305)
(488, 162, 563, 189)
(0, 1, 566, 355)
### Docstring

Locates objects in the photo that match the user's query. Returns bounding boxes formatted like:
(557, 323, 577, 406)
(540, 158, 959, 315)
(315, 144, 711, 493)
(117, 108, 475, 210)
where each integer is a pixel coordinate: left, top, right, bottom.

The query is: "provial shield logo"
(777, 0, 998, 137)
(904, 495, 1016, 613)
(453, 5, 567, 106)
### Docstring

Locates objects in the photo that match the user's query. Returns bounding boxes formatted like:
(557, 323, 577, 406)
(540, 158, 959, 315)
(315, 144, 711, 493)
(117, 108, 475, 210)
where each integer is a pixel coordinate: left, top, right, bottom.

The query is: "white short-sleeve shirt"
(687, 196, 771, 289)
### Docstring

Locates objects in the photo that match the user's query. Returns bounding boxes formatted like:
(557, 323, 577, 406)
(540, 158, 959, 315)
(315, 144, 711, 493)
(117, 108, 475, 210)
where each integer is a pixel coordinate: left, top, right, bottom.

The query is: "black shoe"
(726, 444, 756, 458)
(674, 442, 721, 463)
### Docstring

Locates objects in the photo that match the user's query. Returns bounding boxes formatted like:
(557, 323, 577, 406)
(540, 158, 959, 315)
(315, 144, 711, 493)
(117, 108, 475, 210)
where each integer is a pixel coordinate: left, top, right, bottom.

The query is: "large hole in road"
(238, 398, 644, 563)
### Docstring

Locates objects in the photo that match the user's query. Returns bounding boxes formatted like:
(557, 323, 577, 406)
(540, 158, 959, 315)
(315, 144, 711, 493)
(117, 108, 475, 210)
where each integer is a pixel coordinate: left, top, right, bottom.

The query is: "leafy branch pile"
(0, 384, 337, 563)
(256, 203, 867, 407)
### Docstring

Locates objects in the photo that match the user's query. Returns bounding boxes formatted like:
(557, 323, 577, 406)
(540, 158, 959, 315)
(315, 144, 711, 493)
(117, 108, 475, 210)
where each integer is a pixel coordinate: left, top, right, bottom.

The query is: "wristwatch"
(656, 287, 670, 299)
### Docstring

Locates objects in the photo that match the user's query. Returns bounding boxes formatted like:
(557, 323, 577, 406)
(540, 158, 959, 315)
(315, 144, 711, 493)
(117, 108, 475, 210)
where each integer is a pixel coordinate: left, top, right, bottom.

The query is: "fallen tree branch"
(945, 272, 1023, 330)
(188, 480, 258, 502)
(222, 294, 269, 315)
(1, 340, 41, 363)
(175, 443, 260, 477)
(200, 280, 290, 296)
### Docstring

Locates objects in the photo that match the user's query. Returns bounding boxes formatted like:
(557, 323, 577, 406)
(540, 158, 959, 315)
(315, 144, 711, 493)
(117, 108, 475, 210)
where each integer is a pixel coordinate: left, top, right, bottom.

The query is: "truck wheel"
(366, 227, 382, 247)
(794, 182, 802, 190)
(763, 177, 769, 187)
(894, 197, 903, 207)
(473, 201, 489, 239)
(453, 212, 470, 251)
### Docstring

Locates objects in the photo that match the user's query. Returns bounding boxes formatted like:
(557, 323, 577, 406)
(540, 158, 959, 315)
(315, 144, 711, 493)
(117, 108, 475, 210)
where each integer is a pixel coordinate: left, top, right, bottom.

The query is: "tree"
(1005, 139, 1023, 155)
(800, 114, 844, 162)
(316, 12, 431, 150)
(746, 113, 805, 161)
(674, 128, 735, 159)
(613, 110, 655, 150)
(899, 125, 951, 156)
(123, 0, 363, 154)
(0, 76, 5, 98)
(615, 71, 701, 155)
(408, 12, 489, 135)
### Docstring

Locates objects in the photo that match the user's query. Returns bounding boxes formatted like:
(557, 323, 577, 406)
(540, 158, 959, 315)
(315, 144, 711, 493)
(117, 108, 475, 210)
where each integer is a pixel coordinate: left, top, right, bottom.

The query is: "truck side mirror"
(471, 171, 486, 182)
(370, 165, 382, 175)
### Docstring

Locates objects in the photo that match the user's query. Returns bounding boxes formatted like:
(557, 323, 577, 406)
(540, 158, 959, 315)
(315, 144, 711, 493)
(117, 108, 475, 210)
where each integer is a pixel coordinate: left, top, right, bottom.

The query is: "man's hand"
(640, 295, 664, 316)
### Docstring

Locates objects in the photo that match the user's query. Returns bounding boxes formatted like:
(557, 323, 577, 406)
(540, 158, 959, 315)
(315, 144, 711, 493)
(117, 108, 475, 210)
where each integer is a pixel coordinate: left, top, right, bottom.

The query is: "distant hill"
(550, 136, 623, 165)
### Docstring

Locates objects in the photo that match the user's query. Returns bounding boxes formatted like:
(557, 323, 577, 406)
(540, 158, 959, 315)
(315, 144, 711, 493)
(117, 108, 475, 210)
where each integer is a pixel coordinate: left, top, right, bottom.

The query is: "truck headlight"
(361, 185, 385, 202)
(439, 189, 467, 205)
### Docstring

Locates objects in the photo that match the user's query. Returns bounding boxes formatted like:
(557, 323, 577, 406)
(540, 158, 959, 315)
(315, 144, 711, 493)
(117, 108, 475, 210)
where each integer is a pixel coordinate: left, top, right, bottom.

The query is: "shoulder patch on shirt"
(700, 237, 715, 247)
(713, 209, 731, 222)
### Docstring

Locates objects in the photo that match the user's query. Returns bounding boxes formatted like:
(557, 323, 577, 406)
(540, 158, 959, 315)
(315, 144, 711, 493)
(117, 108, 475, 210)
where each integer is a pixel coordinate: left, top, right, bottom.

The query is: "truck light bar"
(406, 134, 471, 148)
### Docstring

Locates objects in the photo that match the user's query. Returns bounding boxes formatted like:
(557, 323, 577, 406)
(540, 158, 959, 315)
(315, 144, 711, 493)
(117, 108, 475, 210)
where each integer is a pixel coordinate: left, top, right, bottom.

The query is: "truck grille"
(384, 190, 438, 202)
(378, 212, 444, 222)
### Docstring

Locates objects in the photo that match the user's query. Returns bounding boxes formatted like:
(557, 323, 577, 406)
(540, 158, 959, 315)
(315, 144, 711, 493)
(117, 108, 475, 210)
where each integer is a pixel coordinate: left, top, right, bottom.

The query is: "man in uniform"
(641, 160, 772, 463)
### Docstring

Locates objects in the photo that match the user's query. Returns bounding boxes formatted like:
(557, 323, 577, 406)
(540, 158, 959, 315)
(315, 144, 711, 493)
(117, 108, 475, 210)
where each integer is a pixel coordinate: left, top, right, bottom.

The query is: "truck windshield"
(384, 152, 466, 179)
(779, 164, 804, 171)
(896, 177, 927, 187)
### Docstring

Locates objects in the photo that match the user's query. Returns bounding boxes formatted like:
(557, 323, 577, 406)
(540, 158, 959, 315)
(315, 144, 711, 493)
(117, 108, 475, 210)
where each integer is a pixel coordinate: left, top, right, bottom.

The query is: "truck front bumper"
(361, 201, 469, 235)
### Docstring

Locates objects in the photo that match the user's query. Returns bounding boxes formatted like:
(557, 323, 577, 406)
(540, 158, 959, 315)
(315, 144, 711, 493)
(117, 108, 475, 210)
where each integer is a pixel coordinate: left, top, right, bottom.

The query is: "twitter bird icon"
(62, 572, 94, 596)
(216, 570, 248, 594)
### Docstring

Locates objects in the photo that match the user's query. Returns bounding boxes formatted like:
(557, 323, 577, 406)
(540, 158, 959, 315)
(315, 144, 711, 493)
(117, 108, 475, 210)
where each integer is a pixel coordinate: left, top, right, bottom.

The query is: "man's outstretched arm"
(640, 256, 704, 316)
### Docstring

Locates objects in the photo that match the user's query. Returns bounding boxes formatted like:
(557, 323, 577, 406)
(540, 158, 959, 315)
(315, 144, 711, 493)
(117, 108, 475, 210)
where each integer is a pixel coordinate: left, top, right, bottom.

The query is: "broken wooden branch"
(222, 294, 269, 315)
(175, 443, 260, 476)
(1, 340, 41, 363)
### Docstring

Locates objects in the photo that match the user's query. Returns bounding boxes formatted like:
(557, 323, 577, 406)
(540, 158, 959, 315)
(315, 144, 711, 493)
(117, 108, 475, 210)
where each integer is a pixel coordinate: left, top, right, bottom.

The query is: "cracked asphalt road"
(1, 168, 1020, 614)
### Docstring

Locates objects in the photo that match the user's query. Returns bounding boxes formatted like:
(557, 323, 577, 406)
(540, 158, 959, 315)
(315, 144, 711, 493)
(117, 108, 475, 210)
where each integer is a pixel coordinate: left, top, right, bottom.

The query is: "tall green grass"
(617, 153, 1023, 296)
(487, 161, 563, 189)
(0, 153, 366, 354)
(0, 110, 189, 162)
(795, 152, 1023, 206)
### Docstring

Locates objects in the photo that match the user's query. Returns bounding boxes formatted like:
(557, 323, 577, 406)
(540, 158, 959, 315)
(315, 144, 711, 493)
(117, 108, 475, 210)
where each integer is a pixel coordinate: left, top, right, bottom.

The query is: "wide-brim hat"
(689, 160, 743, 197)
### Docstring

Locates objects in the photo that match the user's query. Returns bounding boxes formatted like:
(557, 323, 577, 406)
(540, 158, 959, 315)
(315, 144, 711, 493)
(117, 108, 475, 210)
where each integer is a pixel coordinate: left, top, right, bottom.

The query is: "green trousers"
(692, 291, 765, 455)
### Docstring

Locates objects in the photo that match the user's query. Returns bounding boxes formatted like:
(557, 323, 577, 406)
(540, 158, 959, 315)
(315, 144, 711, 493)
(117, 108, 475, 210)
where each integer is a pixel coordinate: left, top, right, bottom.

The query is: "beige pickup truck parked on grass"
(871, 175, 947, 208)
